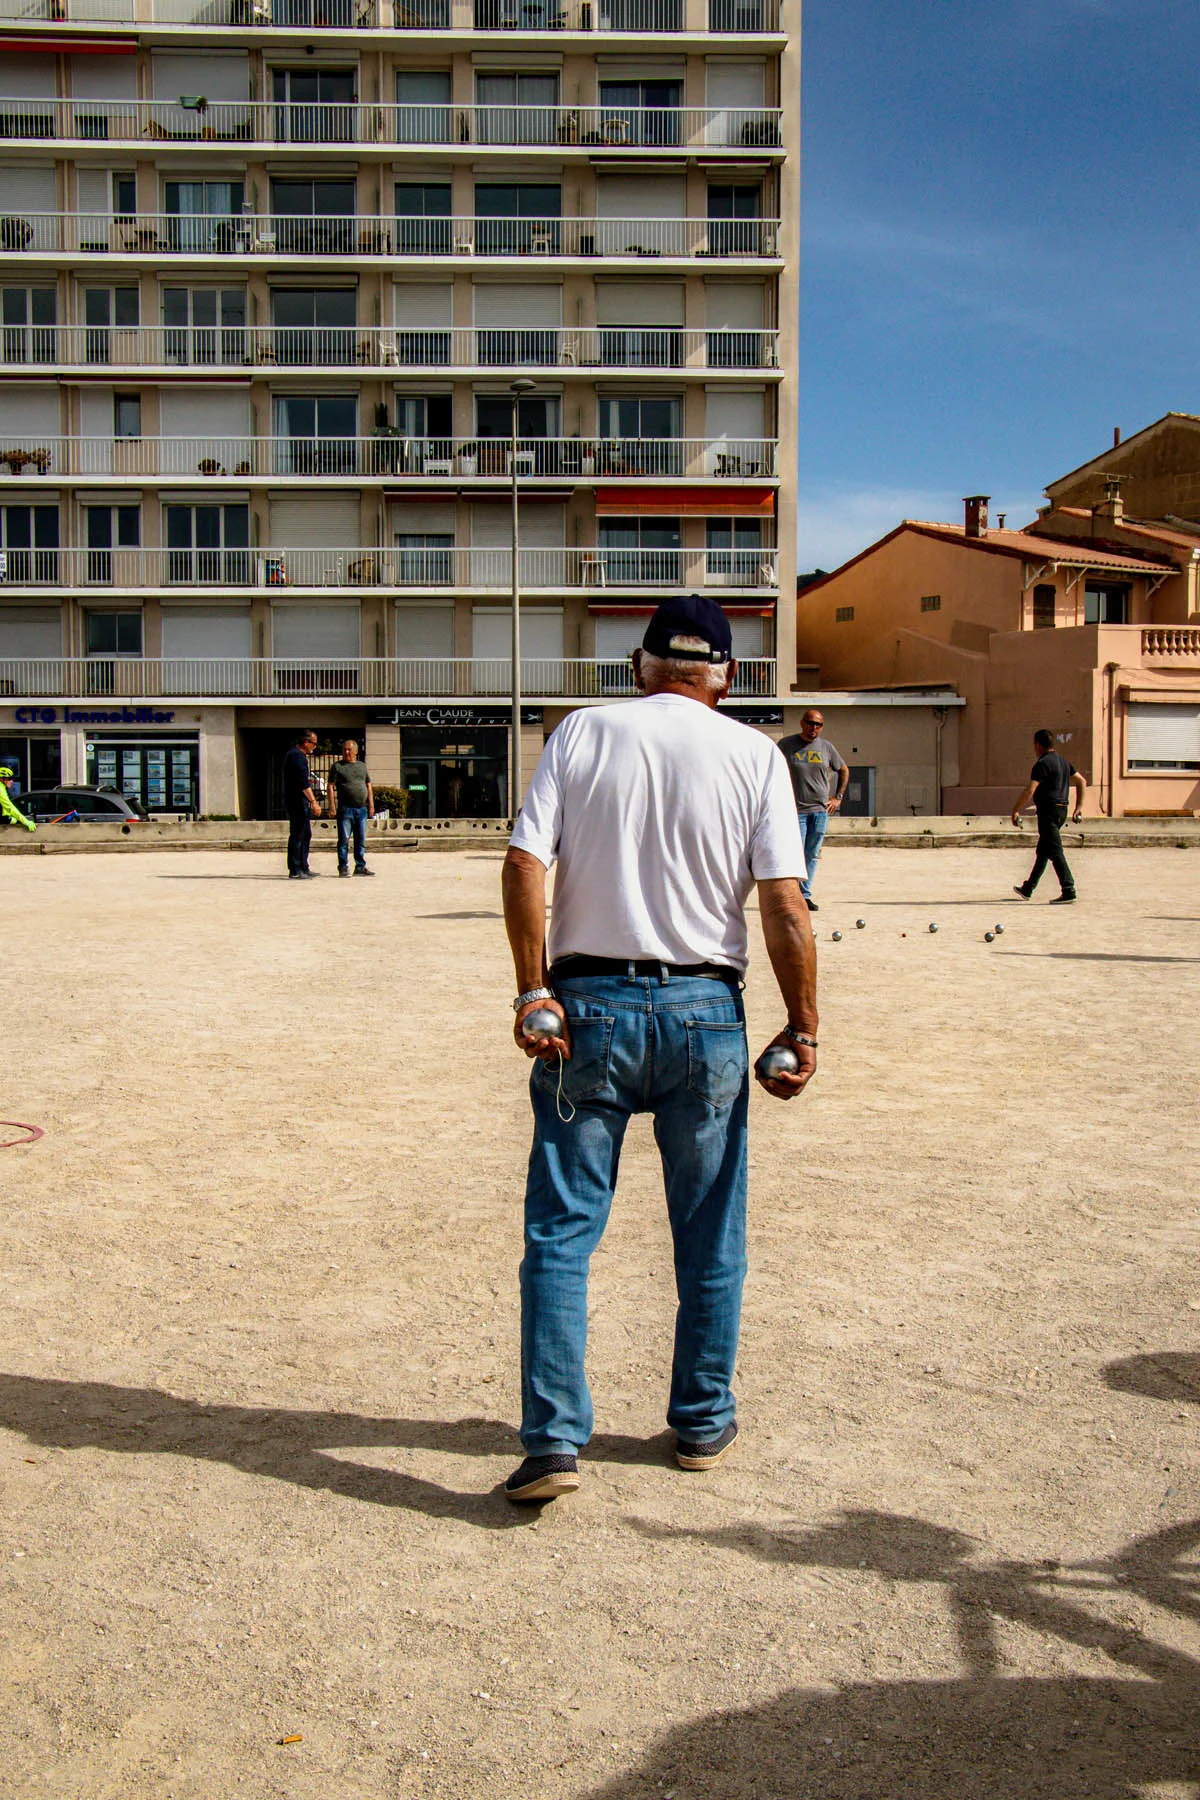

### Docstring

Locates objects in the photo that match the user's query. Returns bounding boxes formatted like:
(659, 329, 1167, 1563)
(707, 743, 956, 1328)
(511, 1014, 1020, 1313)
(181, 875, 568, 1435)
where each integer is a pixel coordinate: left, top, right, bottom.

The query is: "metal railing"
(0, 545, 778, 590)
(0, 322, 779, 374)
(0, 212, 780, 261)
(0, 655, 777, 699)
(0, 97, 782, 149)
(0, 0, 781, 24)
(0, 436, 778, 479)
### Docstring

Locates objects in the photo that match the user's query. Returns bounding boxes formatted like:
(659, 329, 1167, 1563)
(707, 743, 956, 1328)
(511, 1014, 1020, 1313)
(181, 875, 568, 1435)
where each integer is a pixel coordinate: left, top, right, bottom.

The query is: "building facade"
(0, 0, 798, 816)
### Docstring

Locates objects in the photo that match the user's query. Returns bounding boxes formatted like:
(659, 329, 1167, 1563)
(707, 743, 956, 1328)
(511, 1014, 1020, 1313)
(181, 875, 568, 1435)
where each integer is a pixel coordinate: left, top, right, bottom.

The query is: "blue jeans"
(520, 971, 749, 1455)
(797, 808, 829, 899)
(337, 806, 368, 871)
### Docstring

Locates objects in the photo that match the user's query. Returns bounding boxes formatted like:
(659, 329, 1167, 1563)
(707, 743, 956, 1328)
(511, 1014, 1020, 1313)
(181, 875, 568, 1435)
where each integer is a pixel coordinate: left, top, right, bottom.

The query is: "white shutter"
(595, 281, 684, 326)
(705, 61, 765, 107)
(0, 605, 61, 657)
(1126, 702, 1200, 769)
(730, 616, 762, 659)
(470, 502, 510, 586)
(158, 388, 251, 437)
(161, 605, 252, 660)
(705, 282, 764, 329)
(395, 603, 454, 658)
(473, 608, 563, 658)
(76, 167, 111, 215)
(70, 57, 137, 101)
(473, 283, 561, 327)
(392, 282, 452, 327)
(391, 500, 456, 535)
(151, 53, 249, 102)
(272, 603, 361, 658)
(593, 614, 641, 660)
(0, 386, 60, 436)
(6, 166, 57, 212)
(706, 388, 764, 438)
(4, 57, 56, 98)
(271, 495, 360, 546)
(596, 176, 684, 219)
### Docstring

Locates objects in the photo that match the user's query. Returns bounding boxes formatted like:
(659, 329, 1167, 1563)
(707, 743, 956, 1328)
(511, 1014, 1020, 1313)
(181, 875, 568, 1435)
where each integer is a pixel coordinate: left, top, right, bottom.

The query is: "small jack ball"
(856, 918, 866, 929)
(522, 1007, 563, 1040)
(831, 930, 843, 941)
(985, 931, 995, 942)
(928, 922, 939, 933)
(759, 1046, 800, 1080)
(994, 923, 1005, 935)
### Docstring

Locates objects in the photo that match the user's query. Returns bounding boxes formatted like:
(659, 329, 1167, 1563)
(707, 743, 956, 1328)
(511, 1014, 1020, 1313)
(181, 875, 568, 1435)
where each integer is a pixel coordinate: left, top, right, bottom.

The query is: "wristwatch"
(783, 1025, 818, 1047)
(513, 986, 554, 1013)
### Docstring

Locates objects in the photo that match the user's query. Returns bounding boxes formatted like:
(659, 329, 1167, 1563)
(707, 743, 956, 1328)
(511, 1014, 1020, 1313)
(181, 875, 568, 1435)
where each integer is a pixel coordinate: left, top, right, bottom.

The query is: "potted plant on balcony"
(29, 447, 52, 474)
(0, 449, 31, 475)
(197, 457, 225, 476)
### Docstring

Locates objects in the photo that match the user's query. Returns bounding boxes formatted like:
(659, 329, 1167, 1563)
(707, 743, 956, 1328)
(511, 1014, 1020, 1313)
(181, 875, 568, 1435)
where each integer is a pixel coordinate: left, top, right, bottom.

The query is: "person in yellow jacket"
(0, 766, 36, 832)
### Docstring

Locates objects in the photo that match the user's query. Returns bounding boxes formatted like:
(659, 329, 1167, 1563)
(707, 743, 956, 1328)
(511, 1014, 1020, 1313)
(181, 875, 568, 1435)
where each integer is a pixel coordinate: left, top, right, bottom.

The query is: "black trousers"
(286, 806, 312, 875)
(1024, 803, 1075, 896)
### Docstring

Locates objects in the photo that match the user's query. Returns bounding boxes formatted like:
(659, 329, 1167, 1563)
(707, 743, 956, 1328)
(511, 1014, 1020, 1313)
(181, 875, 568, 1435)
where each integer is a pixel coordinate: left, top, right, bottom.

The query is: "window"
(1126, 702, 1200, 772)
(272, 179, 356, 256)
(476, 72, 559, 146)
(163, 288, 246, 367)
(474, 392, 559, 474)
(273, 394, 358, 474)
(598, 79, 681, 147)
(0, 505, 59, 583)
(271, 289, 356, 365)
(599, 324, 682, 369)
(165, 503, 251, 584)
(113, 172, 137, 220)
(474, 183, 561, 255)
(395, 70, 451, 144)
(273, 68, 356, 144)
(164, 181, 245, 253)
(920, 593, 942, 613)
(395, 183, 452, 255)
(85, 610, 142, 655)
(114, 393, 141, 439)
(85, 505, 140, 584)
(598, 395, 681, 475)
(1032, 584, 1055, 629)
(707, 517, 763, 584)
(83, 287, 139, 364)
(2, 287, 56, 365)
(707, 183, 763, 256)
(1084, 582, 1129, 625)
(599, 516, 681, 584)
(395, 533, 454, 585)
(835, 605, 854, 622)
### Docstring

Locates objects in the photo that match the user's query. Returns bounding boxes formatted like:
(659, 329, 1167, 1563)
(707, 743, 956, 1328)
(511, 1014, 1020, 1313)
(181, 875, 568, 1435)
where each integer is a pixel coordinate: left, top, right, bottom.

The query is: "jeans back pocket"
(536, 1013, 616, 1104)
(685, 1019, 748, 1109)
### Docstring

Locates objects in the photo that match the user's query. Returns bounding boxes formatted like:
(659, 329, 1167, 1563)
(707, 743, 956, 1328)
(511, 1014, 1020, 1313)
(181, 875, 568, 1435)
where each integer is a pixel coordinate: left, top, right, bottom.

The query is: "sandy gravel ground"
(2, 843, 1199, 1799)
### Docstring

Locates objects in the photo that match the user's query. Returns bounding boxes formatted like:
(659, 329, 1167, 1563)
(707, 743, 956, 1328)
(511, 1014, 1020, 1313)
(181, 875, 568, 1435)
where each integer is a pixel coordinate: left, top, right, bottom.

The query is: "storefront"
(86, 737, 200, 815)
(2, 705, 224, 817)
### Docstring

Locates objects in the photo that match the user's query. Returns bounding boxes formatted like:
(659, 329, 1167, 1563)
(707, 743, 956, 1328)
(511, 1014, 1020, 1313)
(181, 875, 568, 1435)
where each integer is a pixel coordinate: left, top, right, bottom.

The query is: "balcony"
(0, 213, 780, 263)
(0, 97, 783, 151)
(1140, 627, 1200, 663)
(0, 436, 778, 481)
(0, 0, 782, 28)
(0, 655, 777, 700)
(0, 545, 779, 591)
(0, 323, 780, 375)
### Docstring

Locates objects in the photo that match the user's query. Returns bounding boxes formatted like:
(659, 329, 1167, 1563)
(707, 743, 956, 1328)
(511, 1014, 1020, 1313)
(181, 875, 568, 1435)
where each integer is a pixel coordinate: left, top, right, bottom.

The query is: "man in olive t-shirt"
(326, 737, 375, 877)
(776, 710, 848, 911)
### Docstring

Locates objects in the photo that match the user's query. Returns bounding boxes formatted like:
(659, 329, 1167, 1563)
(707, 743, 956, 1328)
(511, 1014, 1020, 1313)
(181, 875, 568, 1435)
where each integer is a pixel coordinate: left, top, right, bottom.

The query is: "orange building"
(796, 478, 1200, 817)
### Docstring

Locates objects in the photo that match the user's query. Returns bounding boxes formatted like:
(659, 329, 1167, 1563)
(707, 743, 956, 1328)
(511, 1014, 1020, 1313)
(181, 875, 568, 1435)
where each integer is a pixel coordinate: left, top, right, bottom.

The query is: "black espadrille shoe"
(674, 1421, 739, 1471)
(504, 1454, 581, 1502)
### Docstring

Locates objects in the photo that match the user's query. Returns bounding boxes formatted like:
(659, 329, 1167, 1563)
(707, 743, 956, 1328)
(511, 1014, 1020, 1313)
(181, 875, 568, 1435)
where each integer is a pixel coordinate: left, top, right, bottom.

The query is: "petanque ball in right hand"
(522, 1007, 564, 1040)
(759, 1046, 800, 1080)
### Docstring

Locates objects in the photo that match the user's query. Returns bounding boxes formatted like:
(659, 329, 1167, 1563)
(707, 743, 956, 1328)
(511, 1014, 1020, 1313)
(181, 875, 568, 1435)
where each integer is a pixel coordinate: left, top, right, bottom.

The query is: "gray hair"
(639, 638, 730, 696)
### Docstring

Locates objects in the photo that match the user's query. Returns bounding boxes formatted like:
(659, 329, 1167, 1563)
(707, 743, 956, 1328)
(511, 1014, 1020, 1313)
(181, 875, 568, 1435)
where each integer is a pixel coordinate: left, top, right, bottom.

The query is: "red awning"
(0, 34, 136, 49)
(595, 486, 775, 517)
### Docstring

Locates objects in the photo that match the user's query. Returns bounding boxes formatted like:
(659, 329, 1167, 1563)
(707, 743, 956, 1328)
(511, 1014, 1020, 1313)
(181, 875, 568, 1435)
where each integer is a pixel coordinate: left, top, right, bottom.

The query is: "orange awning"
(595, 486, 775, 517)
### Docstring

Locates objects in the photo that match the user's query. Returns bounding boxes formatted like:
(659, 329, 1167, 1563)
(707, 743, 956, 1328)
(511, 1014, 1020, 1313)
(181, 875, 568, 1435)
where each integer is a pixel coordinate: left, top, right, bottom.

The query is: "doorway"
(401, 726, 507, 817)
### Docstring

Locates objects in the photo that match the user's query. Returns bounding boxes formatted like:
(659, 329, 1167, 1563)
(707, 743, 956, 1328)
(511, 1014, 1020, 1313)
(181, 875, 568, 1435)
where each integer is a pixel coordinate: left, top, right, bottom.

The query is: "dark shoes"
(675, 1421, 739, 1471)
(504, 1453, 580, 1502)
(1050, 894, 1077, 904)
(1013, 885, 1031, 899)
(338, 867, 351, 877)
(353, 866, 375, 876)
(289, 870, 317, 880)
(804, 897, 818, 912)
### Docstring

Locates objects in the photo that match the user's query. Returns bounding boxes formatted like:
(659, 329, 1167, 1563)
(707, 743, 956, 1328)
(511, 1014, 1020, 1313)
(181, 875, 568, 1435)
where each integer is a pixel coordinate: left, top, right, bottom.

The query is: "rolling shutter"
(706, 388, 765, 440)
(6, 166, 57, 212)
(705, 282, 764, 329)
(4, 57, 56, 98)
(472, 607, 563, 658)
(391, 500, 456, 536)
(704, 60, 765, 108)
(271, 494, 360, 546)
(272, 603, 360, 658)
(158, 388, 251, 437)
(1126, 702, 1200, 770)
(394, 603, 454, 658)
(70, 56, 137, 100)
(151, 52, 249, 102)
(0, 385, 60, 436)
(161, 605, 252, 660)
(392, 282, 452, 326)
(595, 280, 684, 325)
(472, 283, 561, 326)
(595, 175, 684, 219)
(0, 605, 61, 657)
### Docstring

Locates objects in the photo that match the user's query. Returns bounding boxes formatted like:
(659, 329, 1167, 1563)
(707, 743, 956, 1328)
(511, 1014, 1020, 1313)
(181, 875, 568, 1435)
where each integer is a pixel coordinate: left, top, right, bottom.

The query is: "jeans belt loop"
(625, 959, 636, 979)
(659, 962, 670, 984)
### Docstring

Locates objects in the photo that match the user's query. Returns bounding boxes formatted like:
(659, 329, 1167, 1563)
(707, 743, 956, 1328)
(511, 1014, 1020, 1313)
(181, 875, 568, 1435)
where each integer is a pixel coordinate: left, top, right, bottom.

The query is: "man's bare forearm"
(758, 878, 818, 1033)
(502, 847, 550, 992)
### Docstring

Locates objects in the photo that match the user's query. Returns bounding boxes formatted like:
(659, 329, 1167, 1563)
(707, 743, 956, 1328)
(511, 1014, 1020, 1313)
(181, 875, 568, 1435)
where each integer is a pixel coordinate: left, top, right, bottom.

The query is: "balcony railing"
(0, 322, 780, 374)
(1141, 627, 1200, 660)
(0, 0, 782, 25)
(0, 437, 778, 480)
(0, 545, 779, 591)
(0, 213, 780, 262)
(0, 655, 777, 699)
(0, 97, 782, 149)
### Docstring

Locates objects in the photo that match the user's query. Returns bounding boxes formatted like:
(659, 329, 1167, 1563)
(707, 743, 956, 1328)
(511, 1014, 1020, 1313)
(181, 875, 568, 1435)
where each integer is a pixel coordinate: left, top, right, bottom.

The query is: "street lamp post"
(509, 377, 535, 818)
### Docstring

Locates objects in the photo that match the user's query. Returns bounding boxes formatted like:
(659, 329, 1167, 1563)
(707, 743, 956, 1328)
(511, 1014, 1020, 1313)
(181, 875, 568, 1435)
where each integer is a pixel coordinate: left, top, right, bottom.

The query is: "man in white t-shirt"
(500, 594, 819, 1502)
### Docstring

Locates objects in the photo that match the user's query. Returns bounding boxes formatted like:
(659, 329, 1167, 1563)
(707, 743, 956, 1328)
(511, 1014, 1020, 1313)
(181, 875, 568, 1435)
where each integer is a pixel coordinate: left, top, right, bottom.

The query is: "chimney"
(964, 495, 989, 539)
(1094, 474, 1125, 527)
(1113, 427, 1121, 448)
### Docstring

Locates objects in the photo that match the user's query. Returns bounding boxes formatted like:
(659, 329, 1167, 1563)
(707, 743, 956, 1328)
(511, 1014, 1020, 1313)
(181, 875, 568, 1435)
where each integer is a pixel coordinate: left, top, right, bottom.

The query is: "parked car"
(15, 785, 149, 823)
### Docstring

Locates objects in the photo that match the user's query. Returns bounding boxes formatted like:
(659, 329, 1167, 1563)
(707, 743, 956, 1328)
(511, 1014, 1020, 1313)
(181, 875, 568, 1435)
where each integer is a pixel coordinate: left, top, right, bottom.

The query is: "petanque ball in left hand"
(522, 1007, 564, 1040)
(759, 1046, 800, 1080)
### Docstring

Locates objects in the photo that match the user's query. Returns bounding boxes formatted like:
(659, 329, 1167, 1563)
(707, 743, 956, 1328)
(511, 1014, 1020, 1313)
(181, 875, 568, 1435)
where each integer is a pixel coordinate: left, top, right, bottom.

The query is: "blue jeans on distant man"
(337, 805, 368, 872)
(520, 970, 749, 1455)
(798, 807, 829, 899)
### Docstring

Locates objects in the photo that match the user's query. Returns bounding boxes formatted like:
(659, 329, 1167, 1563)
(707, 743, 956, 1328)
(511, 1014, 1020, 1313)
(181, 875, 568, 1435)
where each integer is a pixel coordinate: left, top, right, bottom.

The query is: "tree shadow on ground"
(594, 1507, 1200, 1799)
(1104, 1351, 1200, 1405)
(0, 1374, 669, 1529)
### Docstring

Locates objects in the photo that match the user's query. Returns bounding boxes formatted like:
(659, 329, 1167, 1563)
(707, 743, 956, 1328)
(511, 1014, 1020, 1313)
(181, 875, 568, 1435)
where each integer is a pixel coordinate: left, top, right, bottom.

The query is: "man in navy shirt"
(283, 727, 322, 879)
(1011, 728, 1086, 904)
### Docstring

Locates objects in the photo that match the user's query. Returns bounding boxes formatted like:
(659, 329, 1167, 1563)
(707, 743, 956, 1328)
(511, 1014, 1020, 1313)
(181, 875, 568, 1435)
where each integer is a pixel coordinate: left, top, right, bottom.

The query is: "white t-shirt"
(510, 693, 805, 972)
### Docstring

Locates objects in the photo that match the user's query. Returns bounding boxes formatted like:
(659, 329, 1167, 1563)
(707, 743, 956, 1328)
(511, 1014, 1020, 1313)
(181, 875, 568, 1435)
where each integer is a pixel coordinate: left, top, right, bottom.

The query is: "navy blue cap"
(642, 594, 733, 664)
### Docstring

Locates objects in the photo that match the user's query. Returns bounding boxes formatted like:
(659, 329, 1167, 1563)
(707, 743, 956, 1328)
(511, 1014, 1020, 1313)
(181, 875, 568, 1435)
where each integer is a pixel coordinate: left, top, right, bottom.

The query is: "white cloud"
(797, 484, 1042, 573)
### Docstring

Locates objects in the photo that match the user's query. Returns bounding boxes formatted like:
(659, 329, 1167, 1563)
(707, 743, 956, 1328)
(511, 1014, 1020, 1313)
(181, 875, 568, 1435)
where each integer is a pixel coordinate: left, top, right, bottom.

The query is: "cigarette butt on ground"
(277, 1734, 303, 1745)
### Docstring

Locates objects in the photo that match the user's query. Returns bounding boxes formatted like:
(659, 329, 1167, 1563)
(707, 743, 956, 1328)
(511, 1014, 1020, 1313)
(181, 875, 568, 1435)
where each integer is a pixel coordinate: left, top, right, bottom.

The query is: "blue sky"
(797, 0, 1200, 570)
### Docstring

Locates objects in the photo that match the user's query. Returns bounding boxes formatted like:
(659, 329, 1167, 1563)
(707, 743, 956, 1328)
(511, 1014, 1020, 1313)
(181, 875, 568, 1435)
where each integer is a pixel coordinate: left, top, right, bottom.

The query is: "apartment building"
(0, 0, 798, 817)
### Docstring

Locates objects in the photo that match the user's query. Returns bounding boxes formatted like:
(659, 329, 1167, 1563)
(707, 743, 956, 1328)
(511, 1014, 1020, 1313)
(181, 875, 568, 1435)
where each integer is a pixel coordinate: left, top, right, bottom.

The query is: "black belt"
(551, 956, 741, 986)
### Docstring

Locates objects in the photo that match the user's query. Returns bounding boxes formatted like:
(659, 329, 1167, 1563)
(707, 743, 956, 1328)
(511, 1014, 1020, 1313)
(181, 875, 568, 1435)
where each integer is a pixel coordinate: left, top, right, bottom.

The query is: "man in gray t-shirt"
(775, 709, 848, 911)
(326, 737, 375, 877)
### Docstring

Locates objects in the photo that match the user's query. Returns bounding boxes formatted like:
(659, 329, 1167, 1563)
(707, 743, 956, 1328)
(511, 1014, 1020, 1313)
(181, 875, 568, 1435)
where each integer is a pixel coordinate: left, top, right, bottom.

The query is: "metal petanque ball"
(759, 1046, 800, 1081)
(832, 930, 843, 941)
(856, 918, 866, 930)
(985, 931, 995, 943)
(928, 922, 939, 933)
(522, 1007, 564, 1041)
(994, 923, 1005, 935)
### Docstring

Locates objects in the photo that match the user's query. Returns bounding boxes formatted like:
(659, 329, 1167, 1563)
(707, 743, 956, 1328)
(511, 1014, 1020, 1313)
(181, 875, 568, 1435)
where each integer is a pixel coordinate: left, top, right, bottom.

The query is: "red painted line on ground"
(0, 1122, 44, 1149)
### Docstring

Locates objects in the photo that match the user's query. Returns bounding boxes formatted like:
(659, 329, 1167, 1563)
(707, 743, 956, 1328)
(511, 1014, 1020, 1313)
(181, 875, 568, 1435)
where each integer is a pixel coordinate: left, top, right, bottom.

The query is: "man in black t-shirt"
(282, 727, 322, 880)
(1011, 729, 1086, 904)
